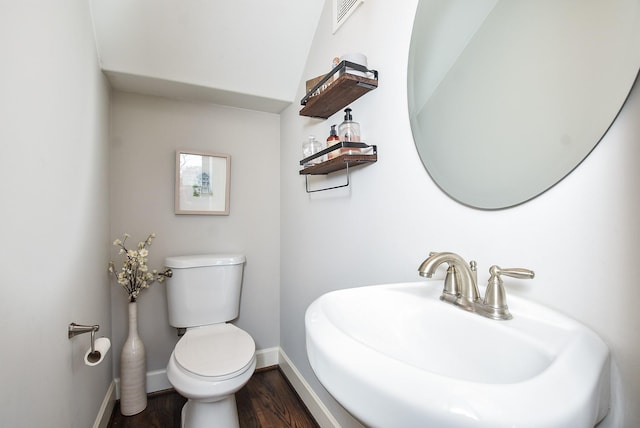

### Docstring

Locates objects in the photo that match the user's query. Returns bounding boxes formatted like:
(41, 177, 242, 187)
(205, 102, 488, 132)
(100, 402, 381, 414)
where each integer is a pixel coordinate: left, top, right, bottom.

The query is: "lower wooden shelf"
(299, 144, 377, 193)
(299, 152, 377, 175)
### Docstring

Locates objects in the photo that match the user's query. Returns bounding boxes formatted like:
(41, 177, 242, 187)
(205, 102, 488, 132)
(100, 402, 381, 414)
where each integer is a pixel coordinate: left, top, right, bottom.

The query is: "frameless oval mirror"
(408, 0, 640, 209)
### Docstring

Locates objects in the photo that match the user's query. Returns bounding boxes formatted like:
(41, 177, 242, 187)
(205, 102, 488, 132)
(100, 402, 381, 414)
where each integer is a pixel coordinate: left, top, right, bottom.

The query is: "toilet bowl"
(167, 324, 256, 427)
(164, 254, 254, 428)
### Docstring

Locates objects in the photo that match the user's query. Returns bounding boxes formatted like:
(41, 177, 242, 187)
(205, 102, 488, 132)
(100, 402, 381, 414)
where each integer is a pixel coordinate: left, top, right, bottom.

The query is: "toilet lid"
(174, 324, 255, 378)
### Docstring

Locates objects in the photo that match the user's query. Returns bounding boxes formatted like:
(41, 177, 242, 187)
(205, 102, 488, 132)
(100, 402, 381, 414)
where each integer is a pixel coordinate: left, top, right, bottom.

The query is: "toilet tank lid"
(165, 254, 246, 268)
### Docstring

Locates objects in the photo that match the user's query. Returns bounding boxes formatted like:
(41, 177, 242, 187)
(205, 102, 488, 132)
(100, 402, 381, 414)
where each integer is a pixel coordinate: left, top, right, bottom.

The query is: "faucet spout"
(418, 252, 481, 309)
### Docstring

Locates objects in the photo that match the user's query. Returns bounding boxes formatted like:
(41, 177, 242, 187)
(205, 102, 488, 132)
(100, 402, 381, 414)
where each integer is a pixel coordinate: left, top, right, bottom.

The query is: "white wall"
(280, 1, 640, 427)
(91, 0, 324, 106)
(109, 92, 281, 377)
(0, 1, 111, 427)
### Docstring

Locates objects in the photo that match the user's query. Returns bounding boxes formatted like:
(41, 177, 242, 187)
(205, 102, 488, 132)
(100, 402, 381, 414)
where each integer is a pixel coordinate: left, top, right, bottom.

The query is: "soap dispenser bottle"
(326, 124, 340, 159)
(338, 108, 361, 146)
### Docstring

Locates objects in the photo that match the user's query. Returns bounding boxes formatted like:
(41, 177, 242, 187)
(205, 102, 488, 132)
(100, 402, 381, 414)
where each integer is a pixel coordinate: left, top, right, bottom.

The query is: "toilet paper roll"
(340, 53, 368, 77)
(84, 337, 111, 366)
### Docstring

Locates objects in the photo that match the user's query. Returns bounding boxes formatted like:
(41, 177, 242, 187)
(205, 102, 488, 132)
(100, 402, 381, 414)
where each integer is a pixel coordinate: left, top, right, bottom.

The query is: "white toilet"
(164, 254, 256, 428)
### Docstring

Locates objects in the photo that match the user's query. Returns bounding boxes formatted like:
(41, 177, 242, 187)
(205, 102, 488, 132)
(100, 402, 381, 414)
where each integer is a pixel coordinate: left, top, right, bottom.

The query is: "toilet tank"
(164, 254, 246, 328)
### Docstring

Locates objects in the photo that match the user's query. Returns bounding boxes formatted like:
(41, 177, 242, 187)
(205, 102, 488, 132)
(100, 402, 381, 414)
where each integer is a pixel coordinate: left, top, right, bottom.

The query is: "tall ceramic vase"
(120, 301, 147, 416)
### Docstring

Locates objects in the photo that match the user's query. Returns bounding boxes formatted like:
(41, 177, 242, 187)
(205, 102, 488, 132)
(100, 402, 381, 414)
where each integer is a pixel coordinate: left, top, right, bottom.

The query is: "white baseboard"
(103, 347, 339, 428)
(278, 349, 340, 428)
(255, 346, 280, 368)
(93, 381, 116, 428)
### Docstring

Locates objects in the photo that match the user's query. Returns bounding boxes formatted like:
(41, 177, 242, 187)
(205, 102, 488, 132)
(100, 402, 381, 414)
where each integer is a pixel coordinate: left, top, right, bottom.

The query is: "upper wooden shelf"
(299, 61, 378, 119)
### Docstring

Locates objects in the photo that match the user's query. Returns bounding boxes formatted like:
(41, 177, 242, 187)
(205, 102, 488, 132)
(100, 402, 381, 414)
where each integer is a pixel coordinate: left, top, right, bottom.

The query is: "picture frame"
(175, 150, 231, 215)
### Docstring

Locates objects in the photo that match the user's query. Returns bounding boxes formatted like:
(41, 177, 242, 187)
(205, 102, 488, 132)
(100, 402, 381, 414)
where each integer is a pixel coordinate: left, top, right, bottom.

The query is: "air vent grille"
(333, 0, 364, 33)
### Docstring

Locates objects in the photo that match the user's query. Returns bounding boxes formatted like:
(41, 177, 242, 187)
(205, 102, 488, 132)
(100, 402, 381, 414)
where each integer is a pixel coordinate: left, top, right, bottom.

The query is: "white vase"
(119, 301, 147, 416)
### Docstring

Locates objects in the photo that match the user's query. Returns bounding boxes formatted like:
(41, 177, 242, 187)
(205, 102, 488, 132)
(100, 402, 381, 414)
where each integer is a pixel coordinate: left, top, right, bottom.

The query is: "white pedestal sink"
(305, 282, 610, 428)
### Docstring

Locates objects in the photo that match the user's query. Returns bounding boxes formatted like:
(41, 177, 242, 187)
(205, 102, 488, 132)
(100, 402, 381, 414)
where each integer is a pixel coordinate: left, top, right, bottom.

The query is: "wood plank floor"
(108, 367, 319, 428)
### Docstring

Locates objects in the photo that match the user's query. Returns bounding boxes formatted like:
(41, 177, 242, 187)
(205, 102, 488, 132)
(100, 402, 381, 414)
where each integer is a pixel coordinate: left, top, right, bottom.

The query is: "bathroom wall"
(90, 0, 324, 108)
(280, 1, 640, 427)
(0, 1, 112, 428)
(109, 92, 281, 378)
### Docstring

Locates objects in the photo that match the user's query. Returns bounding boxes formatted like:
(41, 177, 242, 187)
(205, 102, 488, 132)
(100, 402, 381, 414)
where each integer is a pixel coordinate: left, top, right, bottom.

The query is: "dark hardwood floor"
(108, 367, 320, 428)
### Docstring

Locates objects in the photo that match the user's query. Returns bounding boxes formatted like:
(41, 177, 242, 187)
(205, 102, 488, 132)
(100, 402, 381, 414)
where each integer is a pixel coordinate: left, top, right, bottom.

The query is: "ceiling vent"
(333, 0, 365, 33)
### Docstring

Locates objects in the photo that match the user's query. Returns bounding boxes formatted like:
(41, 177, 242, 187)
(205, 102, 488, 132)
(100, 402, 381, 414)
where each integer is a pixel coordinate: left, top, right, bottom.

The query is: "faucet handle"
(482, 265, 535, 320)
(495, 266, 535, 280)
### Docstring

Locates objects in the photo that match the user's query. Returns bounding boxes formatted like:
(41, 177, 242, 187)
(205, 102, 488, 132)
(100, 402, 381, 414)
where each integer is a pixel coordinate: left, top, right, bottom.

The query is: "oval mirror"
(408, 0, 640, 209)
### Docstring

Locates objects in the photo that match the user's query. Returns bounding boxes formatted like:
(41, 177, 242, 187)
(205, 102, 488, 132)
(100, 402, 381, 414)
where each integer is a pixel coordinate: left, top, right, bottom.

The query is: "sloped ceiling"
(90, 0, 325, 113)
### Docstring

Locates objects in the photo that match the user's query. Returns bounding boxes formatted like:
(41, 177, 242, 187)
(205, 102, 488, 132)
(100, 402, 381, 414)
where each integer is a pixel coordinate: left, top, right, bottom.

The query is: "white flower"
(108, 232, 170, 302)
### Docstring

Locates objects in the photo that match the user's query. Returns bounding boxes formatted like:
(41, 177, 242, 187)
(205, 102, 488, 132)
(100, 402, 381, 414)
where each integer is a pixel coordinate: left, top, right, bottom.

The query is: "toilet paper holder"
(68, 323, 101, 363)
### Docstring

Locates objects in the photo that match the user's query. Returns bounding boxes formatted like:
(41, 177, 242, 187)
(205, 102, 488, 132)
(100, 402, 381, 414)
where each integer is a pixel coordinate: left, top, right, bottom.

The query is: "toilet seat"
(174, 323, 255, 381)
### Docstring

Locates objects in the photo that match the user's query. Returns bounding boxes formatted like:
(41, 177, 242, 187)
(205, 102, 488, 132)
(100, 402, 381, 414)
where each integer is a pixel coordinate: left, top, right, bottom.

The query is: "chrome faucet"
(418, 252, 534, 320)
(418, 252, 481, 311)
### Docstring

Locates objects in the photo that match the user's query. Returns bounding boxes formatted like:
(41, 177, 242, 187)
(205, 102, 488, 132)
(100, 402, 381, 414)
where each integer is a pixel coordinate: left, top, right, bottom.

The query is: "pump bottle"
(326, 124, 340, 159)
(338, 108, 361, 143)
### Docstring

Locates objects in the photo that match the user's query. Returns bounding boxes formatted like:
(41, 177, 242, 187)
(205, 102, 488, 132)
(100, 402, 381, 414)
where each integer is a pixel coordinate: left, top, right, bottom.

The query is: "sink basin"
(305, 282, 610, 428)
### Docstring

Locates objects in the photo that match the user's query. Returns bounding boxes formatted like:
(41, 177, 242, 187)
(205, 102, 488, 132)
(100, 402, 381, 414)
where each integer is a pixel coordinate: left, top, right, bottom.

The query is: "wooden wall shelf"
(299, 143, 377, 193)
(299, 152, 377, 175)
(299, 143, 377, 174)
(299, 61, 378, 119)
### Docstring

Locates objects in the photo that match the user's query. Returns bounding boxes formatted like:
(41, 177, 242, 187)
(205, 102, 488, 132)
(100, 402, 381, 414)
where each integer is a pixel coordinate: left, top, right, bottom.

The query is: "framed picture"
(175, 150, 230, 215)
